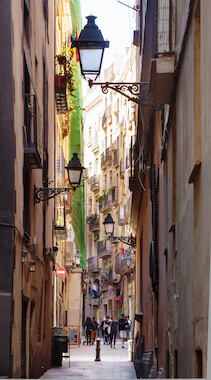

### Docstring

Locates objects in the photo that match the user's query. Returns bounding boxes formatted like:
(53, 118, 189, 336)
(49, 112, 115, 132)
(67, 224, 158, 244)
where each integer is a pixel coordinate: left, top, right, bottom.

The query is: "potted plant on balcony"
(55, 46, 74, 94)
(54, 216, 67, 240)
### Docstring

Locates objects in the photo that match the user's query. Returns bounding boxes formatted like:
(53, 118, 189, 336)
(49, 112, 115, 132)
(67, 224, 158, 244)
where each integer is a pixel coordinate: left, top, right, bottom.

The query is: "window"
(195, 350, 203, 378)
(95, 158, 99, 175)
(23, 167, 30, 237)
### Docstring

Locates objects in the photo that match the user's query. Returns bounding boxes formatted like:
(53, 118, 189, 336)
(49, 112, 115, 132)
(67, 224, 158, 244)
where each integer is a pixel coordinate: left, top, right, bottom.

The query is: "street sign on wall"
(56, 267, 66, 277)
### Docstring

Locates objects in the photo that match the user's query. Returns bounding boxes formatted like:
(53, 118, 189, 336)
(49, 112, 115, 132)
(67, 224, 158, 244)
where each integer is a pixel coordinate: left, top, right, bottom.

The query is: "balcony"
(54, 225, 67, 240)
(97, 240, 112, 259)
(65, 241, 75, 268)
(115, 253, 121, 274)
(90, 175, 99, 191)
(101, 153, 105, 169)
(87, 256, 99, 273)
(99, 193, 112, 213)
(150, 55, 174, 105)
(120, 158, 125, 179)
(105, 147, 112, 165)
(113, 149, 119, 167)
(120, 253, 135, 275)
(149, 2, 175, 104)
(24, 94, 42, 169)
(54, 202, 67, 240)
(61, 120, 69, 138)
(92, 134, 99, 154)
(101, 149, 112, 168)
(56, 146, 65, 181)
(107, 267, 113, 283)
(88, 218, 100, 232)
(124, 199, 131, 224)
(55, 75, 68, 114)
(118, 207, 125, 226)
(106, 105, 112, 124)
(102, 113, 107, 129)
(101, 282, 108, 292)
(111, 187, 119, 206)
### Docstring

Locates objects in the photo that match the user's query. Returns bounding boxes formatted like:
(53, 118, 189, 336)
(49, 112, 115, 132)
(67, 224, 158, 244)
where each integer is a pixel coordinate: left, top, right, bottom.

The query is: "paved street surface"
(40, 338, 137, 379)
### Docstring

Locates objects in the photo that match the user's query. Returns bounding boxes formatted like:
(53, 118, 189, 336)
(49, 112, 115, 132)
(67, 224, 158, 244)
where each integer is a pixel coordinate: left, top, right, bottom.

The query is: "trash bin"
(52, 334, 68, 366)
(128, 339, 133, 362)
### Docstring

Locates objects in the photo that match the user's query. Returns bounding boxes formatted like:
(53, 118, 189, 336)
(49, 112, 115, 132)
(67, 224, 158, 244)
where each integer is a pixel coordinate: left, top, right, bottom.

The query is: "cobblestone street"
(40, 339, 137, 379)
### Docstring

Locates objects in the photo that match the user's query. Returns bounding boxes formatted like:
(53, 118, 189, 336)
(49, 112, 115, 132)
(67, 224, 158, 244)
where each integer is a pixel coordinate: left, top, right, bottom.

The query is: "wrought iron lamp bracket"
(88, 80, 161, 110)
(34, 187, 70, 203)
(113, 235, 136, 247)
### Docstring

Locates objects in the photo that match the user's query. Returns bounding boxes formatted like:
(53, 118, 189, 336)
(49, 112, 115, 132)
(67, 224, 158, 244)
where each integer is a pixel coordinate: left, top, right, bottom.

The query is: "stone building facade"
(0, 0, 55, 378)
(83, 47, 136, 328)
(132, 0, 211, 378)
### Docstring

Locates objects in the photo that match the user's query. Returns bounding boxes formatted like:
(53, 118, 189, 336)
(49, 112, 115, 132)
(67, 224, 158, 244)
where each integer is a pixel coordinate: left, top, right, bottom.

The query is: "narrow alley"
(40, 339, 137, 380)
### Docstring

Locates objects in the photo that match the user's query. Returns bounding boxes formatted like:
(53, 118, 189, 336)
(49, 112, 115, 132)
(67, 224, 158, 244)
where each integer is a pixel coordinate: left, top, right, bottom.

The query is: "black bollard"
(95, 338, 101, 361)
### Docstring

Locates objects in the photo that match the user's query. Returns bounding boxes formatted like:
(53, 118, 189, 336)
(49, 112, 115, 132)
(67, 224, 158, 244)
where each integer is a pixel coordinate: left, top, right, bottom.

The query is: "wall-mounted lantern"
(21, 249, 28, 263)
(30, 261, 36, 272)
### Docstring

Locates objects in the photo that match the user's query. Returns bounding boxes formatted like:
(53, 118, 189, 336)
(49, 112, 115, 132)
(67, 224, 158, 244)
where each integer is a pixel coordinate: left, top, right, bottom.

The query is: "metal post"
(95, 338, 101, 361)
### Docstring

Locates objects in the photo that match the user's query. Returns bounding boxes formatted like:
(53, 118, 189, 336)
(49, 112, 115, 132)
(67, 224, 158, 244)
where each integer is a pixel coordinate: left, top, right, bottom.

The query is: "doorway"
(21, 299, 28, 378)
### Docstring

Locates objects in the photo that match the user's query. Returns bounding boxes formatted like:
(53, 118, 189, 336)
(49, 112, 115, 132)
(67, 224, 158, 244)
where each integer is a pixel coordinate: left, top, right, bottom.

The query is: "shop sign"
(108, 284, 117, 300)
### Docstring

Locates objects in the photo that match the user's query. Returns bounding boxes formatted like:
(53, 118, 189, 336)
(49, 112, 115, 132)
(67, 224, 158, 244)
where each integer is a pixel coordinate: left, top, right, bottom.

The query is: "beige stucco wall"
(171, 1, 210, 377)
(11, 0, 55, 377)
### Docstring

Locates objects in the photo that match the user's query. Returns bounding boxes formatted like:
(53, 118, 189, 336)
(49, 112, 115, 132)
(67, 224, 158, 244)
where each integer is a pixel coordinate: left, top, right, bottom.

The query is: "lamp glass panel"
(75, 257, 81, 265)
(105, 222, 114, 235)
(68, 169, 81, 184)
(79, 48, 103, 74)
(126, 258, 131, 267)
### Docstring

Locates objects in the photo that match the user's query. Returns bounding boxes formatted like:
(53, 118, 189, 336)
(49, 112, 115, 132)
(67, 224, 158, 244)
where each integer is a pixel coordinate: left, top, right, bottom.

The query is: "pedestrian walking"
(84, 316, 93, 345)
(126, 315, 132, 340)
(91, 317, 98, 344)
(104, 316, 111, 344)
(100, 316, 106, 339)
(110, 316, 118, 348)
(118, 314, 128, 348)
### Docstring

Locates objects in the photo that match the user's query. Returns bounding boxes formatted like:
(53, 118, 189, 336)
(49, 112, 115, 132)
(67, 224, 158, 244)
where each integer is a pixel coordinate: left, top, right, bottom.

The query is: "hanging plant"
(105, 264, 112, 273)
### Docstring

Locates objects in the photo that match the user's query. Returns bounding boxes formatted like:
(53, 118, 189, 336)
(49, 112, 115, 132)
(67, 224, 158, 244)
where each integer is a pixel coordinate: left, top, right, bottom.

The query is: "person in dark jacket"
(84, 316, 93, 345)
(91, 317, 98, 344)
(100, 317, 106, 339)
(110, 316, 118, 348)
(118, 314, 128, 348)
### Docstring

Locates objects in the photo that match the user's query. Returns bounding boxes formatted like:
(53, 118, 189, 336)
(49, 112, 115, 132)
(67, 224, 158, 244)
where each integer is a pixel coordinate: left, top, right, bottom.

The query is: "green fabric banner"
(69, 0, 86, 269)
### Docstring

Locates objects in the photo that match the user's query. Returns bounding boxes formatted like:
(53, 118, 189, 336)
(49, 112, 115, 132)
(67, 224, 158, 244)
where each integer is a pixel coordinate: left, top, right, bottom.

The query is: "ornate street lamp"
(34, 152, 84, 203)
(103, 212, 115, 236)
(21, 249, 28, 263)
(30, 260, 36, 272)
(72, 16, 160, 109)
(101, 268, 107, 279)
(72, 15, 109, 79)
(75, 250, 82, 266)
(103, 213, 136, 247)
(65, 152, 84, 190)
(124, 250, 132, 268)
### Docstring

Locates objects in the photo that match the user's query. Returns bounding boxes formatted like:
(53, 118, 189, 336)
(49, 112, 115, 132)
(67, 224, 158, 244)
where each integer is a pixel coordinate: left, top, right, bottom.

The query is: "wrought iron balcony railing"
(56, 145, 65, 180)
(24, 94, 42, 168)
(113, 149, 119, 166)
(90, 175, 99, 191)
(120, 158, 125, 178)
(87, 256, 99, 272)
(97, 240, 112, 259)
(99, 193, 112, 212)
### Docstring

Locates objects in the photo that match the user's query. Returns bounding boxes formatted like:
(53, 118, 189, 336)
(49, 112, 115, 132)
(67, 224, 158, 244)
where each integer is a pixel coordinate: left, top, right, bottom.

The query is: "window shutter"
(149, 164, 159, 291)
(152, 164, 159, 288)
